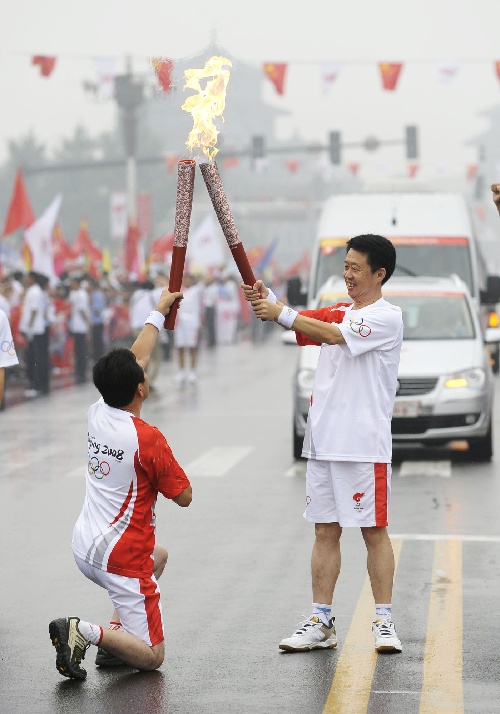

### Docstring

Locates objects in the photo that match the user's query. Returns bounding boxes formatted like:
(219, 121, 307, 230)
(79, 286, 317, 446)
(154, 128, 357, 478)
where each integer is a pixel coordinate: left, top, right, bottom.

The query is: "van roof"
(318, 193, 473, 239)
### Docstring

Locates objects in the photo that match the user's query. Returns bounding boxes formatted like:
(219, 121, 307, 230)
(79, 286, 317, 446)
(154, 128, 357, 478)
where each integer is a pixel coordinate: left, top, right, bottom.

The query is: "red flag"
(73, 219, 103, 279)
(165, 155, 179, 173)
(263, 63, 287, 95)
(407, 163, 419, 178)
(52, 223, 77, 276)
(2, 169, 35, 236)
(223, 157, 240, 168)
(32, 56, 57, 77)
(124, 222, 142, 277)
(466, 164, 479, 181)
(378, 62, 403, 91)
(348, 162, 360, 176)
(286, 160, 300, 174)
(149, 232, 174, 264)
(151, 58, 174, 92)
(495, 62, 500, 82)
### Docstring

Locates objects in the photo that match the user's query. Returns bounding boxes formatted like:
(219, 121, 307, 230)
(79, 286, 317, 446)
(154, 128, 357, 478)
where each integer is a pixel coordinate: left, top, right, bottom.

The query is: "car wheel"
(293, 422, 304, 460)
(468, 420, 493, 462)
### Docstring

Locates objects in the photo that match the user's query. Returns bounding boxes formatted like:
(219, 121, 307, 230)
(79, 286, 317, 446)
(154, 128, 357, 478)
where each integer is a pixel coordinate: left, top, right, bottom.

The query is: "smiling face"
(343, 248, 386, 306)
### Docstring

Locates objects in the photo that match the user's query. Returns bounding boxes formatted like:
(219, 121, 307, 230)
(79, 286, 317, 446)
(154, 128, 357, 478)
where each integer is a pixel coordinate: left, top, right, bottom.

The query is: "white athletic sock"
(78, 619, 103, 645)
(312, 603, 332, 626)
(375, 604, 392, 621)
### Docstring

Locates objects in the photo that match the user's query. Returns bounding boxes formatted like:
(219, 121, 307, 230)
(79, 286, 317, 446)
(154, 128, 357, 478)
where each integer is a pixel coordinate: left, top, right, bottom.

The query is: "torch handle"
(231, 243, 256, 287)
(164, 245, 187, 330)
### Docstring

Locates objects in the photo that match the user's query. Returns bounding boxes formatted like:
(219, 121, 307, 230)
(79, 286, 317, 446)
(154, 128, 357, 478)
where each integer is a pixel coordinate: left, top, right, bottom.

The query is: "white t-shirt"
(177, 283, 203, 327)
(19, 283, 45, 336)
(69, 288, 90, 334)
(72, 398, 190, 578)
(129, 289, 157, 330)
(0, 309, 19, 368)
(300, 298, 403, 463)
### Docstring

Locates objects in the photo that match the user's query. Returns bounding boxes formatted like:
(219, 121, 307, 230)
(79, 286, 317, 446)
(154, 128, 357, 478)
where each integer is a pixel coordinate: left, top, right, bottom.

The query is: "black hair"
(346, 234, 396, 285)
(92, 348, 145, 408)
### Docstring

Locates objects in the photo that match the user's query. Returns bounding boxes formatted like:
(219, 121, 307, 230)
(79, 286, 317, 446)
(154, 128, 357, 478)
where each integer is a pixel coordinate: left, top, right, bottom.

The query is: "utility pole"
(113, 56, 144, 224)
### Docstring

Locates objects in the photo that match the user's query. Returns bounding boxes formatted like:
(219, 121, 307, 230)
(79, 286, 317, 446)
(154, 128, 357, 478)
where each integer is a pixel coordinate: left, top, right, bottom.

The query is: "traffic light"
(251, 135, 265, 160)
(328, 131, 341, 165)
(405, 126, 418, 160)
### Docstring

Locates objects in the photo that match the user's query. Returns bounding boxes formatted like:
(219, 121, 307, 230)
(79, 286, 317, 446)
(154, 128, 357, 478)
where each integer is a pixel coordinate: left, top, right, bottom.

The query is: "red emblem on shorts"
(353, 492, 365, 503)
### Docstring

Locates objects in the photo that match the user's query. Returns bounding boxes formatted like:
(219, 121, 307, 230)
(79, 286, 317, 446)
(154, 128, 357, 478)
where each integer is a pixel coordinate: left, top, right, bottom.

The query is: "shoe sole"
(279, 641, 337, 652)
(375, 643, 402, 653)
(49, 620, 87, 680)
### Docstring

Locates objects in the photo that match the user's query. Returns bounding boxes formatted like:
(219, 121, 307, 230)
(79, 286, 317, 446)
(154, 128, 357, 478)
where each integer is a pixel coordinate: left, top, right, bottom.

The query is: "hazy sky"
(2, 0, 500, 180)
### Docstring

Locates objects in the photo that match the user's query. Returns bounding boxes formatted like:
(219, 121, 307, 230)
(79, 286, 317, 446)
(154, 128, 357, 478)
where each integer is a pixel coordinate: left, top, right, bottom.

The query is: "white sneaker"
(174, 372, 185, 387)
(372, 619, 402, 652)
(24, 389, 39, 398)
(187, 370, 197, 384)
(279, 616, 337, 652)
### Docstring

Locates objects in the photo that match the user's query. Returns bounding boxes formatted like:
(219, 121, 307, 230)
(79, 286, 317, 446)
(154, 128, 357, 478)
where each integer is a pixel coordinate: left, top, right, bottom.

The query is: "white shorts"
(303, 459, 391, 527)
(74, 555, 164, 646)
(174, 320, 200, 348)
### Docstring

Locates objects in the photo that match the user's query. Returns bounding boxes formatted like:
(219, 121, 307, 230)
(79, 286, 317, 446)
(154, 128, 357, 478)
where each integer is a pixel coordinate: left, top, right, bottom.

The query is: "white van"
(306, 192, 500, 369)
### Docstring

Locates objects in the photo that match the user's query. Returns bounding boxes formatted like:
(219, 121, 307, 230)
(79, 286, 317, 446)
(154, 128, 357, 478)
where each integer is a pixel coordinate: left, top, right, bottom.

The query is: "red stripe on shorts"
(374, 463, 388, 527)
(139, 576, 164, 646)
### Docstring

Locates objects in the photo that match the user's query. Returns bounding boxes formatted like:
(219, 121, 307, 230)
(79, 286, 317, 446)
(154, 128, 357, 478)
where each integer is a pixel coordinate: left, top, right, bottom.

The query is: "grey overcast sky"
(1, 0, 500, 180)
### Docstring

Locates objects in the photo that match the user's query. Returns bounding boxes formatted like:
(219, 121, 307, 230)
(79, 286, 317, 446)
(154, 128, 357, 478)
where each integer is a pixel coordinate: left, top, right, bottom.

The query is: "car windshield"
(318, 292, 476, 340)
(387, 293, 476, 340)
(313, 240, 474, 297)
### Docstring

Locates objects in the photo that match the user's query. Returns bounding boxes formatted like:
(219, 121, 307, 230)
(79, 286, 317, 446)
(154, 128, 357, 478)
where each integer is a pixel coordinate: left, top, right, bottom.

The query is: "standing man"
(242, 234, 403, 653)
(19, 271, 45, 398)
(49, 286, 192, 681)
(89, 278, 106, 362)
(0, 307, 19, 407)
(173, 273, 203, 386)
(69, 276, 90, 384)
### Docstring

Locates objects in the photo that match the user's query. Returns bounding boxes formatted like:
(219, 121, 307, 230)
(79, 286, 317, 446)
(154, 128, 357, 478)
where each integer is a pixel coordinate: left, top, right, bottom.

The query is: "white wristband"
(266, 289, 277, 304)
(145, 310, 164, 332)
(277, 305, 298, 329)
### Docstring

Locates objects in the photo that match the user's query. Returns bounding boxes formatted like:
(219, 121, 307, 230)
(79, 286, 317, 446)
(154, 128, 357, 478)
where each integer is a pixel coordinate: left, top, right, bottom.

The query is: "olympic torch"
(163, 159, 196, 329)
(199, 162, 256, 287)
(179, 56, 256, 287)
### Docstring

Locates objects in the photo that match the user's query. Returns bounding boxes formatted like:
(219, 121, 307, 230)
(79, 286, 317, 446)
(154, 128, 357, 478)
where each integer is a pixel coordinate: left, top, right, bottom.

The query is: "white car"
(292, 276, 499, 461)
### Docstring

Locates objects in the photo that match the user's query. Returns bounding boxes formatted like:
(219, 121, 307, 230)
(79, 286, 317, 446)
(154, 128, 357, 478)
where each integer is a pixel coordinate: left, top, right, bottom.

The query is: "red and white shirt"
(298, 298, 403, 463)
(72, 398, 190, 578)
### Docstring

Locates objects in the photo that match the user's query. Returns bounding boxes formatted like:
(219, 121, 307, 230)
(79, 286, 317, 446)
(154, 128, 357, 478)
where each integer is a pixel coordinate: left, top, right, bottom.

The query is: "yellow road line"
(322, 539, 403, 714)
(419, 540, 463, 714)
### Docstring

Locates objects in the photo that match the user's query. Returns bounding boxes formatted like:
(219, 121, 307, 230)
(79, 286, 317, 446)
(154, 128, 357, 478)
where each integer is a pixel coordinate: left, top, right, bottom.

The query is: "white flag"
(437, 60, 461, 85)
(321, 62, 343, 94)
(94, 58, 116, 99)
(187, 213, 225, 270)
(110, 192, 128, 239)
(24, 194, 62, 280)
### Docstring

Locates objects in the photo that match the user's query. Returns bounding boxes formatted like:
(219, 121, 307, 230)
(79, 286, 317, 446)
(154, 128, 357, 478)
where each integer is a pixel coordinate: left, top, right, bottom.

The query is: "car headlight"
(297, 368, 316, 392)
(444, 368, 486, 390)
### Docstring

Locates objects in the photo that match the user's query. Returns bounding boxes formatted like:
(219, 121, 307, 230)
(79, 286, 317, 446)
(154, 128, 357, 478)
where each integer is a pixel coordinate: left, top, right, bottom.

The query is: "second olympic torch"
(164, 159, 196, 330)
(199, 161, 256, 288)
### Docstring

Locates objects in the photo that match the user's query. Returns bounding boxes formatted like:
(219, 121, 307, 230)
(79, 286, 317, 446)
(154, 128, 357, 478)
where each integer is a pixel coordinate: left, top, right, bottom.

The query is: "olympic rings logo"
(88, 457, 111, 479)
(1, 340, 16, 357)
(349, 319, 372, 337)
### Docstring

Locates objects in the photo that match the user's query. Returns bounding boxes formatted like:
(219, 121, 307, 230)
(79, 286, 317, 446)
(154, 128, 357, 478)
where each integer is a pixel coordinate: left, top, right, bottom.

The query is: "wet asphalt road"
(0, 330, 499, 714)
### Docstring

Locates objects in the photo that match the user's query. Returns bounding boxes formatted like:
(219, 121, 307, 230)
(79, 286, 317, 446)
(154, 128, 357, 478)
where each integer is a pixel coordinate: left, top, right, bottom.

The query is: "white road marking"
(389, 533, 500, 542)
(184, 446, 253, 477)
(284, 462, 307, 478)
(398, 460, 451, 478)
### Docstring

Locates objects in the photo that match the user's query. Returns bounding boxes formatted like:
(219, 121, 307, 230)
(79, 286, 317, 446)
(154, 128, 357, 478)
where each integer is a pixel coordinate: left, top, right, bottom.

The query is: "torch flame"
(182, 56, 232, 161)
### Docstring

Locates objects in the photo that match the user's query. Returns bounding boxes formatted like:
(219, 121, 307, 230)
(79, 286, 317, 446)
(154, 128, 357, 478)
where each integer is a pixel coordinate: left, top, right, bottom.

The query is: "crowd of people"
(0, 268, 287, 405)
